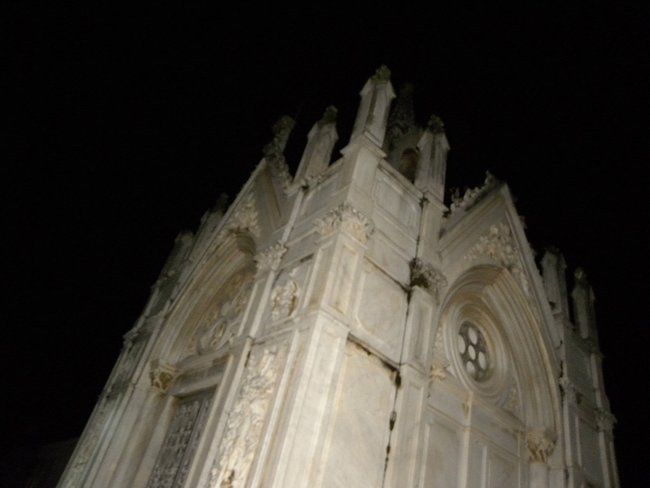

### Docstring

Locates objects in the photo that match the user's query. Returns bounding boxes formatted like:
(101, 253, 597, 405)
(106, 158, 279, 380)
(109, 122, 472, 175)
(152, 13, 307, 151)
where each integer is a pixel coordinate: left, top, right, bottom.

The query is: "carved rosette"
(410, 258, 448, 302)
(270, 280, 299, 321)
(429, 360, 449, 381)
(525, 430, 556, 464)
(255, 243, 287, 274)
(465, 221, 529, 294)
(149, 361, 179, 395)
(315, 203, 374, 244)
(208, 344, 287, 488)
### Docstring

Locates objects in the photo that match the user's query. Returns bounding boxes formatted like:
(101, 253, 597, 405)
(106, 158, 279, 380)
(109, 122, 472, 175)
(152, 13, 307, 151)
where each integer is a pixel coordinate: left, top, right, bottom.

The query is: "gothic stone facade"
(58, 67, 618, 488)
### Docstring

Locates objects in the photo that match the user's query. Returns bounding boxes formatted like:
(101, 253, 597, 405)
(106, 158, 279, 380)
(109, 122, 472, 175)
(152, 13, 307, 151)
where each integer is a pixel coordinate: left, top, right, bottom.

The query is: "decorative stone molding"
(595, 408, 616, 432)
(208, 344, 287, 488)
(410, 258, 448, 302)
(149, 360, 179, 394)
(270, 280, 299, 321)
(315, 203, 374, 244)
(372, 64, 391, 82)
(465, 221, 529, 294)
(450, 172, 500, 213)
(255, 243, 287, 274)
(525, 430, 556, 464)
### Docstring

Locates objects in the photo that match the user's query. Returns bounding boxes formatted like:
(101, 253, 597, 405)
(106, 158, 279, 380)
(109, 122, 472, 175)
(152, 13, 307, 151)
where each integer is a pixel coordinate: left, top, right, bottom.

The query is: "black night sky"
(4, 4, 649, 486)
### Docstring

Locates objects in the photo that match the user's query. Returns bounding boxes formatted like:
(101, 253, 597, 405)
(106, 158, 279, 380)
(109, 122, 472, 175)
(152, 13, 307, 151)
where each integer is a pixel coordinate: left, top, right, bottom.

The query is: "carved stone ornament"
(430, 359, 450, 381)
(595, 408, 616, 432)
(149, 361, 179, 395)
(315, 203, 374, 244)
(525, 430, 556, 464)
(465, 221, 529, 294)
(410, 258, 448, 302)
(270, 280, 299, 321)
(221, 194, 261, 239)
(208, 344, 287, 488)
(263, 116, 295, 194)
(189, 272, 253, 355)
(504, 384, 520, 415)
(255, 243, 287, 274)
(372, 64, 391, 82)
(450, 172, 500, 213)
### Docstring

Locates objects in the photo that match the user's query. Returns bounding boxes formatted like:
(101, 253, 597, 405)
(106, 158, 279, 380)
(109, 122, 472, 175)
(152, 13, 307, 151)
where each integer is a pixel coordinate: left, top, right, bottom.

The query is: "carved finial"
(427, 114, 445, 134)
(372, 65, 391, 82)
(263, 115, 296, 160)
(319, 105, 338, 126)
(410, 258, 448, 302)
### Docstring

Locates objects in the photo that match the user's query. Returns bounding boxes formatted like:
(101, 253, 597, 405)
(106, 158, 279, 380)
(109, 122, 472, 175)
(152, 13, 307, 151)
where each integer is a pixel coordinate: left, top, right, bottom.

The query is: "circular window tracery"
(457, 322, 491, 382)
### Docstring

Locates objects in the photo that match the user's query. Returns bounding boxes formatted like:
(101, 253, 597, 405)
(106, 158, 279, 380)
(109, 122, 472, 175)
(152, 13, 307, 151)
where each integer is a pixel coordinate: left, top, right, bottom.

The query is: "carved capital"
(410, 258, 447, 302)
(525, 430, 556, 464)
(255, 243, 287, 274)
(315, 203, 374, 244)
(149, 360, 178, 395)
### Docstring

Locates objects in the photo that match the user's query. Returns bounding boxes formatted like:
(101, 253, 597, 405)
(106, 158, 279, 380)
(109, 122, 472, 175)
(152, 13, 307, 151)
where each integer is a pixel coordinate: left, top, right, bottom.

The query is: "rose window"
(457, 322, 491, 382)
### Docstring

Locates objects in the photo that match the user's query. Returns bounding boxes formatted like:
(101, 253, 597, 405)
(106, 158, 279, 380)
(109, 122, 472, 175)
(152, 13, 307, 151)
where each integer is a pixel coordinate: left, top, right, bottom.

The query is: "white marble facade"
(58, 67, 619, 488)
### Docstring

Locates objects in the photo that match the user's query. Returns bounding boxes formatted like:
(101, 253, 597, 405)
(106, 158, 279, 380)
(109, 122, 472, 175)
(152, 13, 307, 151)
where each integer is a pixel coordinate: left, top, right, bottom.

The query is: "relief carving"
(270, 279, 299, 321)
(410, 258, 448, 303)
(315, 203, 374, 244)
(255, 243, 287, 274)
(189, 272, 253, 355)
(465, 221, 529, 294)
(208, 344, 287, 488)
(525, 429, 556, 464)
(449, 172, 499, 213)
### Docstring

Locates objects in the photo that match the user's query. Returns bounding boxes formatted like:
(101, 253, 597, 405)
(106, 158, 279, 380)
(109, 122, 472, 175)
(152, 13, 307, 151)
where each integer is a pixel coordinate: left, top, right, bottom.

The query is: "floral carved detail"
(525, 430, 556, 464)
(255, 243, 287, 274)
(465, 221, 529, 294)
(315, 203, 374, 244)
(208, 345, 287, 488)
(149, 360, 179, 394)
(189, 272, 253, 355)
(270, 280, 299, 321)
(410, 258, 448, 302)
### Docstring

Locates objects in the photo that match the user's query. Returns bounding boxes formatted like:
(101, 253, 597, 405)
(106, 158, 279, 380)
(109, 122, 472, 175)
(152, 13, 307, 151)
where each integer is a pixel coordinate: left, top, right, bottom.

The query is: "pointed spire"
(295, 106, 339, 183)
(414, 114, 449, 201)
(349, 65, 396, 148)
(385, 83, 417, 151)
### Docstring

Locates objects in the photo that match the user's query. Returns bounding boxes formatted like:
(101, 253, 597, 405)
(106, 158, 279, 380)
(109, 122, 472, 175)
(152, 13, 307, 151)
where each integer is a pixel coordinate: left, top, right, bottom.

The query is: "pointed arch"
(439, 264, 561, 441)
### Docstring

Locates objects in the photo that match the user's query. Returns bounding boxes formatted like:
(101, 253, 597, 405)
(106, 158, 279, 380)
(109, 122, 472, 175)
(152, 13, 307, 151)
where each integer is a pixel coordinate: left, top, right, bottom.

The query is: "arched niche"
(439, 264, 561, 457)
(155, 230, 257, 364)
